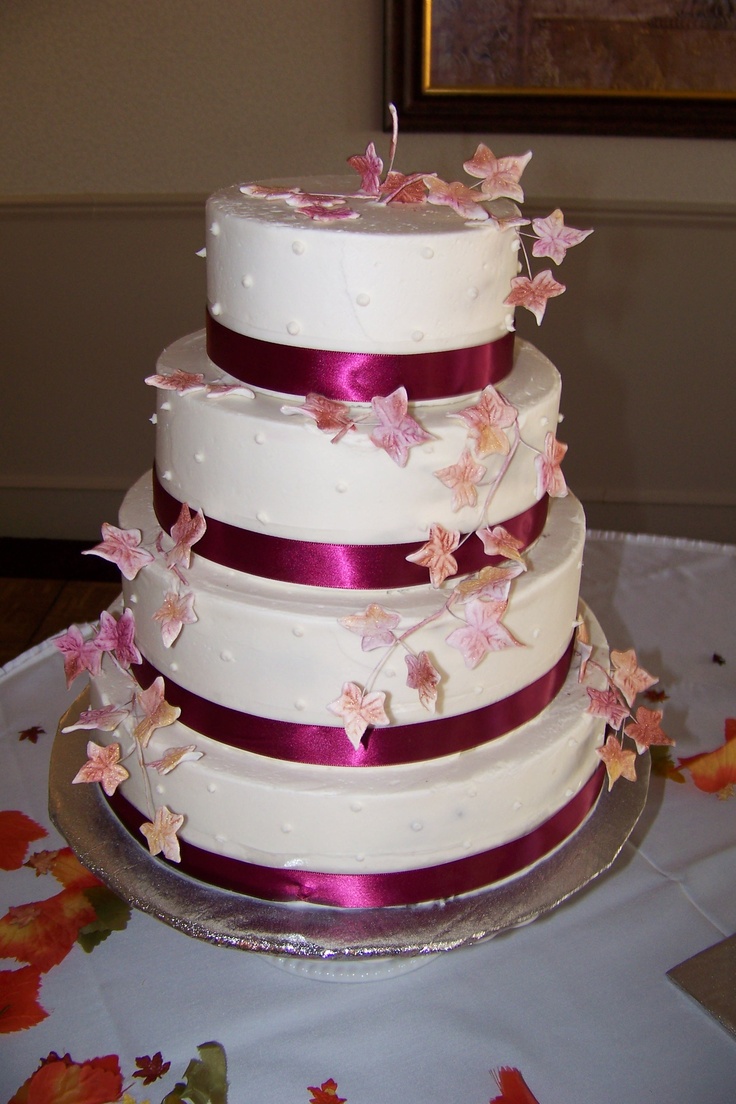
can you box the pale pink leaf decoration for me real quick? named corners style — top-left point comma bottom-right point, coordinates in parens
top-left (405, 651), bottom-right (441, 713)
top-left (72, 741), bottom-right (129, 797)
top-left (53, 625), bottom-right (102, 687)
top-left (624, 707), bottom-right (673, 754)
top-left (153, 591), bottom-right (197, 648)
top-left (282, 393), bottom-right (359, 443)
top-left (94, 608), bottom-right (142, 669)
top-left (327, 682), bottom-right (390, 750)
top-left (504, 270), bottom-right (566, 325)
top-left (596, 734), bottom-right (638, 790)
top-left (145, 369), bottom-right (207, 394)
top-left (463, 144), bottom-right (533, 202)
top-left (535, 432), bottom-right (568, 499)
top-left (379, 171), bottom-right (428, 204)
top-left (406, 524), bottom-right (461, 588)
top-left (455, 562), bottom-right (524, 603)
top-left (134, 677), bottom-right (181, 749)
top-left (239, 183), bottom-right (301, 201)
top-left (610, 648), bottom-right (658, 706)
top-left (62, 703), bottom-right (131, 733)
top-left (338, 604), bottom-right (401, 652)
top-left (140, 805), bottom-right (184, 862)
top-left (148, 744), bottom-right (203, 775)
top-left (83, 523), bottom-right (154, 581)
top-left (166, 503), bottom-right (206, 571)
top-left (299, 203), bottom-right (360, 222)
top-left (423, 176), bottom-right (490, 221)
top-left (476, 525), bottom-right (526, 565)
top-left (454, 385), bottom-right (518, 458)
top-left (370, 387), bottom-right (433, 467)
top-left (434, 449), bottom-right (486, 512)
top-left (205, 380), bottom-right (255, 398)
top-left (576, 619), bottom-right (593, 683)
top-left (446, 598), bottom-right (521, 669)
top-left (532, 209), bottom-right (593, 266)
top-left (585, 687), bottom-right (630, 729)
top-left (347, 142), bottom-right (383, 196)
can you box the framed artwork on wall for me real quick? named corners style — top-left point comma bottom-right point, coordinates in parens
top-left (385, 0), bottom-right (736, 136)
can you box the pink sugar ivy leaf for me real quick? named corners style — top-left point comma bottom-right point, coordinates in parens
top-left (93, 608), bottom-right (142, 669)
top-left (476, 525), bottom-right (526, 565)
top-left (83, 522), bottom-right (154, 581)
top-left (423, 176), bottom-right (490, 221)
top-left (205, 380), bottom-right (255, 398)
top-left (338, 603), bottom-right (401, 651)
top-left (535, 432), bottom-right (568, 499)
top-left (585, 686), bottom-right (630, 729)
top-left (139, 805), bottom-right (184, 862)
top-left (239, 183), bottom-right (302, 200)
top-left (463, 144), bottom-right (533, 203)
top-left (144, 369), bottom-right (207, 394)
top-left (62, 703), bottom-right (131, 733)
top-left (576, 619), bottom-right (593, 683)
top-left (610, 648), bottom-right (658, 706)
top-left (624, 707), bottom-right (673, 754)
top-left (165, 503), bottom-right (206, 572)
top-left (153, 590), bottom-right (197, 648)
top-left (72, 741), bottom-right (130, 797)
top-left (405, 651), bottom-right (441, 713)
top-left (370, 387), bottom-right (433, 467)
top-left (148, 744), bottom-right (203, 774)
top-left (53, 625), bottom-right (102, 687)
top-left (327, 682), bottom-right (390, 749)
top-left (299, 204), bottom-right (361, 222)
top-left (406, 524), bottom-right (461, 588)
top-left (446, 598), bottom-right (521, 669)
top-left (434, 449), bottom-right (486, 511)
top-left (347, 141), bottom-right (383, 196)
top-left (532, 208), bottom-right (593, 265)
top-left (596, 733), bottom-right (638, 790)
top-left (133, 677), bottom-right (181, 749)
top-left (505, 270), bottom-right (566, 325)
top-left (379, 171), bottom-right (428, 204)
top-left (282, 393), bottom-right (360, 443)
top-left (455, 562), bottom-right (525, 604)
top-left (453, 385), bottom-right (518, 457)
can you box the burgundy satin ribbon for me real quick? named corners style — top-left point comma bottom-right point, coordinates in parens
top-left (134, 635), bottom-right (574, 767)
top-left (153, 471), bottom-right (548, 589)
top-left (206, 312), bottom-right (515, 401)
top-left (107, 765), bottom-right (604, 907)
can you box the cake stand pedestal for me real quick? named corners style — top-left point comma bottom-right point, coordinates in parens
top-left (49, 691), bottom-right (649, 981)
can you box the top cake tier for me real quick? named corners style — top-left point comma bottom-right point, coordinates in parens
top-left (205, 177), bottom-right (522, 356)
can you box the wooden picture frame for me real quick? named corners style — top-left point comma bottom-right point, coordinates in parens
top-left (385, 0), bottom-right (736, 137)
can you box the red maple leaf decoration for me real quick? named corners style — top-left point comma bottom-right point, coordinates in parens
top-left (489, 1065), bottom-right (541, 1103)
top-left (308, 1078), bottom-right (347, 1104)
top-left (18, 725), bottom-right (45, 744)
top-left (8, 1051), bottom-right (123, 1104)
top-left (0, 810), bottom-right (48, 871)
top-left (0, 964), bottom-right (48, 1034)
top-left (133, 1051), bottom-right (172, 1085)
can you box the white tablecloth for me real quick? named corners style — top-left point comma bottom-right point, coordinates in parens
top-left (1, 532), bottom-right (735, 1102)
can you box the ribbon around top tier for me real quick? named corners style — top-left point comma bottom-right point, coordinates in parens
top-left (107, 765), bottom-right (605, 908)
top-left (153, 472), bottom-right (548, 589)
top-left (134, 635), bottom-right (574, 768)
top-left (206, 312), bottom-right (515, 401)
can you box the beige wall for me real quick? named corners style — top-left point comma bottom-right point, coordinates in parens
top-left (2, 1), bottom-right (735, 542)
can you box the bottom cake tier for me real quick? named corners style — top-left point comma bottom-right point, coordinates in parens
top-left (86, 604), bottom-right (609, 908)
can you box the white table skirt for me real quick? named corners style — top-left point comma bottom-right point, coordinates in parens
top-left (1, 532), bottom-right (734, 1102)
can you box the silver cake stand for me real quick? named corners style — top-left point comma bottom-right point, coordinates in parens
top-left (49, 692), bottom-right (649, 981)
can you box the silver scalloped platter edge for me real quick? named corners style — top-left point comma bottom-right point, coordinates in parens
top-left (49, 689), bottom-right (650, 960)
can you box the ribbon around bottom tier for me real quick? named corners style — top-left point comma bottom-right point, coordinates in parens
top-left (134, 635), bottom-right (574, 768)
top-left (106, 765), bottom-right (605, 908)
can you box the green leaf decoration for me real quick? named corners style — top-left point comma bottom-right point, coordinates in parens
top-left (76, 885), bottom-right (132, 952)
top-left (161, 1042), bottom-right (228, 1104)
